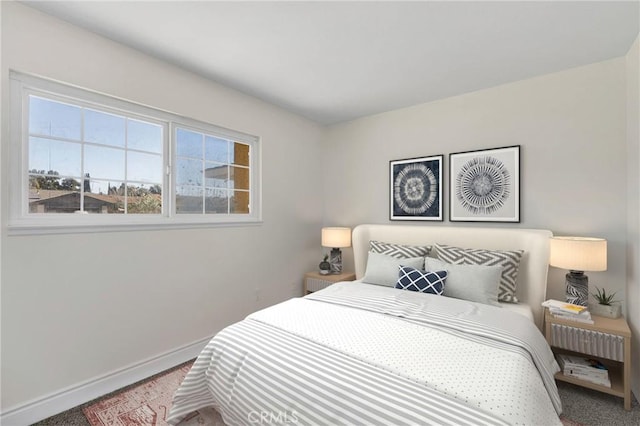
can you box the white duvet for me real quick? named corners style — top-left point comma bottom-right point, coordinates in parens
top-left (169, 282), bottom-right (562, 425)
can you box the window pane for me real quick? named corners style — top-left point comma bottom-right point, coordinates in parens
top-left (205, 136), bottom-right (228, 163)
top-left (232, 142), bottom-right (250, 166)
top-left (204, 163), bottom-right (228, 188)
top-left (127, 151), bottom-right (162, 183)
top-left (29, 96), bottom-right (81, 140)
top-left (128, 119), bottom-right (162, 153)
top-left (231, 190), bottom-right (250, 214)
top-left (84, 145), bottom-right (125, 180)
top-left (176, 158), bottom-right (202, 187)
top-left (205, 188), bottom-right (229, 214)
top-left (85, 109), bottom-right (125, 147)
top-left (29, 137), bottom-right (81, 177)
top-left (176, 188), bottom-right (203, 214)
top-left (176, 128), bottom-right (202, 158)
top-left (229, 166), bottom-right (249, 190)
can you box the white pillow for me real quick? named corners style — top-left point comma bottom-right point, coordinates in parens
top-left (362, 252), bottom-right (424, 287)
top-left (424, 257), bottom-right (502, 306)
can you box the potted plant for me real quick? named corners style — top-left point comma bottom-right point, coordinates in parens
top-left (319, 254), bottom-right (331, 275)
top-left (589, 286), bottom-right (622, 319)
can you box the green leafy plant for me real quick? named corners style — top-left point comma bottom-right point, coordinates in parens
top-left (591, 286), bottom-right (619, 305)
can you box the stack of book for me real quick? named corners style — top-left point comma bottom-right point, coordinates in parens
top-left (556, 353), bottom-right (611, 387)
top-left (542, 299), bottom-right (594, 324)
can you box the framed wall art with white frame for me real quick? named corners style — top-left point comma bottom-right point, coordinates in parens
top-left (449, 145), bottom-right (520, 223)
top-left (390, 155), bottom-right (443, 221)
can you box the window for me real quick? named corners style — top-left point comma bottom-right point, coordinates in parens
top-left (9, 71), bottom-right (261, 234)
top-left (174, 126), bottom-right (251, 215)
top-left (28, 96), bottom-right (164, 215)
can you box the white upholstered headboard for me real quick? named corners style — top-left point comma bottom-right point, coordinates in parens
top-left (352, 224), bottom-right (552, 329)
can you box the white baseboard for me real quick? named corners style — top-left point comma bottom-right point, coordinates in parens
top-left (1, 335), bottom-right (212, 426)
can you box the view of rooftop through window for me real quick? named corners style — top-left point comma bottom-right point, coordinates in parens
top-left (28, 95), bottom-right (164, 214)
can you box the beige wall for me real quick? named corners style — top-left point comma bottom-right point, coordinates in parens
top-left (323, 56), bottom-right (632, 383)
top-left (2, 0), bottom-right (639, 418)
top-left (1, 2), bottom-right (324, 412)
top-left (626, 34), bottom-right (640, 399)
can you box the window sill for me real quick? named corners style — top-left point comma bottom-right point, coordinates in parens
top-left (7, 217), bottom-right (263, 236)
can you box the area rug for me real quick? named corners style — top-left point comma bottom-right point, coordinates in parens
top-left (560, 414), bottom-right (585, 426)
top-left (83, 362), bottom-right (583, 426)
top-left (83, 362), bottom-right (222, 426)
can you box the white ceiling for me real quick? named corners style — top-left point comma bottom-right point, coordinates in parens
top-left (22, 1), bottom-right (640, 125)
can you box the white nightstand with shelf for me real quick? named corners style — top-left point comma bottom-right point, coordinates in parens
top-left (544, 308), bottom-right (632, 410)
top-left (304, 271), bottom-right (356, 295)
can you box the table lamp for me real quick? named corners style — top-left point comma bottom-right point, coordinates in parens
top-left (321, 227), bottom-right (351, 274)
top-left (549, 236), bottom-right (607, 306)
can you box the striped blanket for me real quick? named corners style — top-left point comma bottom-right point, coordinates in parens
top-left (168, 282), bottom-right (562, 425)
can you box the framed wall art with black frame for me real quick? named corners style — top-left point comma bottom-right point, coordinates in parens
top-left (390, 155), bottom-right (443, 221)
top-left (449, 145), bottom-right (520, 223)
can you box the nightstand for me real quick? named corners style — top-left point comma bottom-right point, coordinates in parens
top-left (544, 308), bottom-right (632, 410)
top-left (304, 271), bottom-right (356, 294)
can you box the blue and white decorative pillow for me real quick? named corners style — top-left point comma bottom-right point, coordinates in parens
top-left (395, 266), bottom-right (448, 295)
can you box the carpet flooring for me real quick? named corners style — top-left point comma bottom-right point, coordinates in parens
top-left (557, 381), bottom-right (640, 426)
top-left (31, 366), bottom-right (639, 426)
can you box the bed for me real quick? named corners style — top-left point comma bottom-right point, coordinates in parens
top-left (168, 224), bottom-right (562, 425)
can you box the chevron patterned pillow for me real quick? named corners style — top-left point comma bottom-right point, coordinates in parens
top-left (395, 266), bottom-right (447, 295)
top-left (369, 240), bottom-right (431, 259)
top-left (434, 243), bottom-right (524, 303)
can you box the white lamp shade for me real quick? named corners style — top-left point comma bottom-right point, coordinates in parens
top-left (549, 236), bottom-right (607, 272)
top-left (321, 227), bottom-right (351, 248)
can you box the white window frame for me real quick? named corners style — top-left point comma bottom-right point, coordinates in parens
top-left (8, 71), bottom-right (262, 235)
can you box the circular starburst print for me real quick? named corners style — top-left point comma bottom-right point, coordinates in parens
top-left (456, 156), bottom-right (510, 214)
top-left (394, 163), bottom-right (437, 215)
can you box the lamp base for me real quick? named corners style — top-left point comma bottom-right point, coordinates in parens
top-left (565, 270), bottom-right (588, 307)
top-left (329, 248), bottom-right (342, 274)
